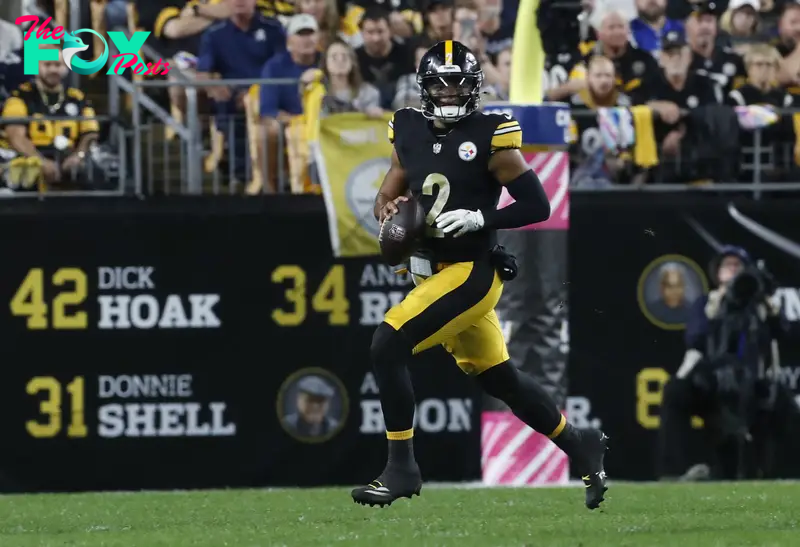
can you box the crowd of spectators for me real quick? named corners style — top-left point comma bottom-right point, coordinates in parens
top-left (4, 0), bottom-right (800, 193)
top-left (542, 0), bottom-right (800, 186)
top-left (118, 0), bottom-right (516, 192)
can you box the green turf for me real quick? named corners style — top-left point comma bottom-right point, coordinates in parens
top-left (1, 482), bottom-right (799, 546)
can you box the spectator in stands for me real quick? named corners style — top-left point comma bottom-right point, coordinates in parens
top-left (320, 39), bottom-right (382, 116)
top-left (540, 0), bottom-right (594, 94)
top-left (648, 31), bottom-right (718, 156)
top-left (258, 13), bottom-right (321, 191)
top-left (568, 56), bottom-right (639, 188)
top-left (452, 0), bottom-right (502, 86)
top-left (728, 44), bottom-right (793, 181)
top-left (197, 0), bottom-right (286, 107)
top-left (299, 0), bottom-right (362, 49)
top-left (392, 37), bottom-right (436, 109)
top-left (0, 45), bottom-right (98, 190)
top-left (719, 0), bottom-right (763, 55)
top-left (630, 0), bottom-right (684, 56)
top-left (776, 3), bottom-right (800, 92)
top-left (729, 45), bottom-right (789, 107)
top-left (414, 0), bottom-right (455, 46)
top-left (686, 2), bottom-right (746, 98)
top-left (351, 0), bottom-right (421, 39)
top-left (485, 46), bottom-right (511, 101)
top-left (355, 7), bottom-right (414, 110)
top-left (260, 14), bottom-right (321, 123)
top-left (547, 11), bottom-right (659, 101)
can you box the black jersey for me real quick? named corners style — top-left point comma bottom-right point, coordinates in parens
top-left (728, 83), bottom-right (793, 108)
top-left (0, 82), bottom-right (99, 157)
top-left (389, 108), bottom-right (522, 262)
top-left (649, 72), bottom-right (719, 137)
top-left (690, 46), bottom-right (746, 98)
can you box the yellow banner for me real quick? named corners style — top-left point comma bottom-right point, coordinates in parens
top-left (315, 113), bottom-right (392, 258)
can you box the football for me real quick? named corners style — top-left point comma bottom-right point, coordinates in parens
top-left (379, 198), bottom-right (426, 265)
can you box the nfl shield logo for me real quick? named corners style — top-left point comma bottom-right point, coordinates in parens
top-left (433, 143), bottom-right (442, 154)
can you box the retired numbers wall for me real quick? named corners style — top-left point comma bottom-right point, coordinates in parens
top-left (0, 197), bottom-right (481, 493)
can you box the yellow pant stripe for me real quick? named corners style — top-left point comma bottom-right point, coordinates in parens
top-left (384, 262), bottom-right (476, 333)
top-left (412, 271), bottom-right (502, 355)
top-left (386, 428), bottom-right (414, 441)
top-left (546, 414), bottom-right (566, 439)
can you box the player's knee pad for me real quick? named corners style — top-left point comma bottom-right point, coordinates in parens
top-left (370, 322), bottom-right (413, 369)
top-left (475, 361), bottom-right (521, 402)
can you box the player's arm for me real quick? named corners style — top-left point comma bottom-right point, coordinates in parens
top-left (137, 1), bottom-right (210, 41)
top-left (373, 146), bottom-right (408, 222)
top-left (2, 95), bottom-right (40, 158)
top-left (483, 148), bottom-right (551, 228)
top-left (374, 113), bottom-right (409, 222)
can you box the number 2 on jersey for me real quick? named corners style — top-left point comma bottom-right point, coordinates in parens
top-left (422, 173), bottom-right (451, 238)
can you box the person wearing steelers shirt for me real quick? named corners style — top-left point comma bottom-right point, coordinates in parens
top-left (0, 45), bottom-right (98, 192)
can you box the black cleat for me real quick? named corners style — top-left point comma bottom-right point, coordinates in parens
top-left (351, 465), bottom-right (422, 508)
top-left (577, 429), bottom-right (609, 510)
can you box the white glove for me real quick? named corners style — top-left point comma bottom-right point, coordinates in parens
top-left (435, 209), bottom-right (485, 238)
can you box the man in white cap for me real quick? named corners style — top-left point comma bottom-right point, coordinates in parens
top-left (257, 13), bottom-right (320, 190)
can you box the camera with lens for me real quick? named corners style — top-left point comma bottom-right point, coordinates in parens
top-left (722, 263), bottom-right (776, 312)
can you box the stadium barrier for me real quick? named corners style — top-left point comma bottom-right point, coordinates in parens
top-left (0, 196), bottom-right (481, 493)
top-left (569, 193), bottom-right (800, 480)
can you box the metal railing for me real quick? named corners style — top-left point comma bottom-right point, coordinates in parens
top-left (127, 77), bottom-right (300, 195)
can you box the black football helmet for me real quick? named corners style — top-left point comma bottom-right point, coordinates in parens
top-left (416, 40), bottom-right (484, 122)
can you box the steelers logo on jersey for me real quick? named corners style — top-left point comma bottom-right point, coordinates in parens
top-left (458, 141), bottom-right (477, 161)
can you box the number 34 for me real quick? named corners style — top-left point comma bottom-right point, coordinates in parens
top-left (271, 265), bottom-right (349, 326)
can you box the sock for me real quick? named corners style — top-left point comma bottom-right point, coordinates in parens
top-left (477, 362), bottom-right (583, 457)
top-left (386, 433), bottom-right (415, 467)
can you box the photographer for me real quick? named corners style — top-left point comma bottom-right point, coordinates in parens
top-left (657, 245), bottom-right (794, 481)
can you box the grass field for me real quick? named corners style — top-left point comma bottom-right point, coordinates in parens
top-left (1, 482), bottom-right (799, 546)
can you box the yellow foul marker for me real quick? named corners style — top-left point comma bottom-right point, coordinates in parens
top-left (509, 0), bottom-right (543, 104)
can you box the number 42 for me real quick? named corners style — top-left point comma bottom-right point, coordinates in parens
top-left (10, 268), bottom-right (88, 330)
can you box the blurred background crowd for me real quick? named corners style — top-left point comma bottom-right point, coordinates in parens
top-left (1, 0), bottom-right (800, 193)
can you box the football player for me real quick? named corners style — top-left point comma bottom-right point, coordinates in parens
top-left (351, 40), bottom-right (609, 510)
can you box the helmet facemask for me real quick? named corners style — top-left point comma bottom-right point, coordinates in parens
top-left (418, 72), bottom-right (483, 123)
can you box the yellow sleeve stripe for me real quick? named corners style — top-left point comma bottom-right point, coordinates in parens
top-left (1, 97), bottom-right (29, 119)
top-left (494, 123), bottom-right (520, 135)
top-left (154, 6), bottom-right (181, 38)
top-left (495, 121), bottom-right (519, 130)
top-left (491, 130), bottom-right (522, 151)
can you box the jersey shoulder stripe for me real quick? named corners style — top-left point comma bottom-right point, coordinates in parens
top-left (490, 116), bottom-right (522, 151)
